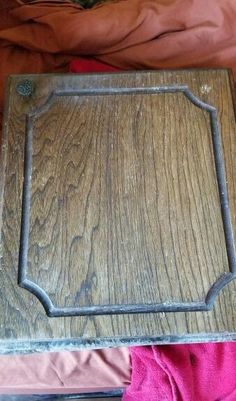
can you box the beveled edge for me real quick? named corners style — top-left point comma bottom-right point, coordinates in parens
top-left (1, 331), bottom-right (236, 355)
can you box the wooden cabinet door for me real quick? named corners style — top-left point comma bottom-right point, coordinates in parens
top-left (1, 70), bottom-right (236, 354)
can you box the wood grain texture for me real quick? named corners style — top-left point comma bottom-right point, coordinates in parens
top-left (0, 70), bottom-right (236, 352)
top-left (26, 89), bottom-right (226, 311)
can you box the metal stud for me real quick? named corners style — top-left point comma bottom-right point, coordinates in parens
top-left (16, 79), bottom-right (34, 97)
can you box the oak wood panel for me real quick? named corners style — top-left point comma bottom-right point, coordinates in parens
top-left (27, 90), bottom-right (226, 311)
top-left (0, 70), bottom-right (236, 353)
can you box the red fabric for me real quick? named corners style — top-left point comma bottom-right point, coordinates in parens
top-left (70, 58), bottom-right (121, 73)
top-left (123, 344), bottom-right (236, 401)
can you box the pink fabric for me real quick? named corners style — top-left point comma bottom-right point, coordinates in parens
top-left (123, 344), bottom-right (236, 401)
top-left (0, 347), bottom-right (130, 394)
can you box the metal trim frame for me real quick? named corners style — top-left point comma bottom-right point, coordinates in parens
top-left (0, 390), bottom-right (123, 401)
top-left (18, 85), bottom-right (236, 317)
top-left (1, 332), bottom-right (236, 355)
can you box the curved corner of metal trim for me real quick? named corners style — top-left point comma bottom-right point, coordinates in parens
top-left (29, 91), bottom-right (57, 119)
top-left (17, 272), bottom-right (236, 317)
top-left (182, 88), bottom-right (216, 112)
top-left (205, 272), bottom-right (236, 309)
top-left (19, 278), bottom-right (55, 316)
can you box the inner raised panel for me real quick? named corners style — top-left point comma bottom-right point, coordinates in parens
top-left (27, 91), bottom-right (228, 309)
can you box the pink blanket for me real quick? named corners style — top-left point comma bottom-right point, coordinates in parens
top-left (0, 347), bottom-right (130, 394)
top-left (123, 344), bottom-right (236, 401)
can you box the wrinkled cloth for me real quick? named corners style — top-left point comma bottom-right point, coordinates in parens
top-left (123, 344), bottom-right (236, 401)
top-left (1, 0), bottom-right (236, 119)
top-left (0, 347), bottom-right (130, 394)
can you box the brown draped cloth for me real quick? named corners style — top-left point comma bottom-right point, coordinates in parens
top-left (1, 0), bottom-right (236, 121)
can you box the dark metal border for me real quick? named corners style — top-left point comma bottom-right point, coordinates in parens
top-left (18, 85), bottom-right (236, 317)
top-left (1, 332), bottom-right (236, 355)
top-left (0, 390), bottom-right (123, 400)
